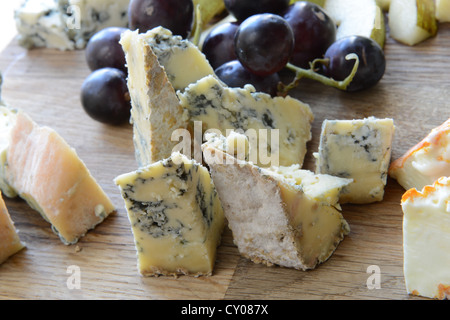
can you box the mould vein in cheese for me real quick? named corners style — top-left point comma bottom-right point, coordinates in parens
top-left (314, 117), bottom-right (395, 204)
top-left (402, 176), bottom-right (450, 300)
top-left (178, 75), bottom-right (314, 168)
top-left (15, 0), bottom-right (130, 50)
top-left (389, 118), bottom-right (450, 191)
top-left (115, 152), bottom-right (225, 277)
top-left (3, 111), bottom-right (115, 245)
top-left (202, 132), bottom-right (350, 271)
top-left (0, 191), bottom-right (25, 265)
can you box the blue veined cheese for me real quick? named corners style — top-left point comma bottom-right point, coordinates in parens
top-left (314, 117), bottom-right (395, 204)
top-left (15, 0), bottom-right (130, 50)
top-left (120, 29), bottom-right (190, 167)
top-left (401, 177), bottom-right (450, 300)
top-left (202, 133), bottom-right (350, 270)
top-left (114, 152), bottom-right (225, 277)
top-left (143, 27), bottom-right (215, 92)
top-left (179, 75), bottom-right (314, 168)
top-left (389, 118), bottom-right (450, 191)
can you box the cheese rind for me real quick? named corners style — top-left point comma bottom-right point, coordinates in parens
top-left (0, 192), bottom-right (25, 264)
top-left (3, 111), bottom-right (115, 244)
top-left (202, 133), bottom-right (349, 270)
top-left (114, 152), bottom-right (225, 277)
top-left (179, 75), bottom-right (314, 168)
top-left (120, 29), bottom-right (190, 167)
top-left (314, 117), bottom-right (395, 204)
top-left (402, 177), bottom-right (450, 300)
top-left (389, 118), bottom-right (450, 191)
top-left (0, 107), bottom-right (18, 198)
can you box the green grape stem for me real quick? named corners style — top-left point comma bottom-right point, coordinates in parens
top-left (278, 53), bottom-right (360, 95)
top-left (191, 4), bottom-right (203, 47)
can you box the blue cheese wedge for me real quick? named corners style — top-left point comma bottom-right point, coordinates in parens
top-left (402, 177), bottom-right (450, 300)
top-left (389, 118), bottom-right (450, 191)
top-left (120, 27), bottom-right (215, 167)
top-left (202, 133), bottom-right (350, 270)
top-left (15, 0), bottom-right (129, 50)
top-left (179, 75), bottom-right (314, 168)
top-left (314, 117), bottom-right (395, 204)
top-left (114, 152), bottom-right (225, 277)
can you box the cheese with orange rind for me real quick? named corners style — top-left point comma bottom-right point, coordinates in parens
top-left (3, 111), bottom-right (115, 245)
top-left (402, 176), bottom-right (450, 300)
top-left (0, 191), bottom-right (25, 264)
top-left (389, 118), bottom-right (450, 191)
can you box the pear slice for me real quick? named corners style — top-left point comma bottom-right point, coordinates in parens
top-left (436, 0), bottom-right (450, 22)
top-left (376, 0), bottom-right (391, 11)
top-left (324, 0), bottom-right (386, 48)
top-left (388, 0), bottom-right (437, 46)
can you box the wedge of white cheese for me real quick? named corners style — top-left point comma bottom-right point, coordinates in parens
top-left (202, 132), bottom-right (350, 270)
top-left (402, 176), bottom-right (450, 300)
top-left (115, 152), bottom-right (225, 277)
top-left (314, 117), bottom-right (395, 204)
top-left (389, 118), bottom-right (450, 191)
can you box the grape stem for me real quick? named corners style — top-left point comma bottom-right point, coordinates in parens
top-left (191, 4), bottom-right (203, 47)
top-left (279, 53), bottom-right (360, 95)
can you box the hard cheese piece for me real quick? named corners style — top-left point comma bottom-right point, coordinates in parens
top-left (120, 27), bottom-right (214, 167)
top-left (115, 152), bottom-right (225, 277)
top-left (15, 0), bottom-right (130, 50)
top-left (0, 107), bottom-right (18, 198)
top-left (4, 111), bottom-right (115, 245)
top-left (0, 192), bottom-right (25, 265)
top-left (389, 118), bottom-right (450, 191)
top-left (179, 75), bottom-right (314, 168)
top-left (436, 0), bottom-right (450, 22)
top-left (402, 177), bottom-right (450, 300)
top-left (202, 133), bottom-right (350, 270)
top-left (314, 117), bottom-right (395, 204)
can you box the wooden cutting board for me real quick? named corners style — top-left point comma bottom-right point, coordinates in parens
top-left (0, 20), bottom-right (449, 300)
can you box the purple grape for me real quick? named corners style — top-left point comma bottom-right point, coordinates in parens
top-left (224, 0), bottom-right (290, 21)
top-left (215, 60), bottom-right (280, 96)
top-left (283, 1), bottom-right (336, 68)
top-left (81, 68), bottom-right (131, 125)
top-left (323, 36), bottom-right (386, 92)
top-left (202, 21), bottom-right (240, 70)
top-left (128, 0), bottom-right (193, 38)
top-left (234, 13), bottom-right (294, 76)
top-left (85, 27), bottom-right (128, 73)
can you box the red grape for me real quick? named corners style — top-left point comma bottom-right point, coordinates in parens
top-left (234, 13), bottom-right (294, 76)
top-left (323, 36), bottom-right (386, 92)
top-left (81, 68), bottom-right (131, 125)
top-left (283, 1), bottom-right (336, 68)
top-left (202, 21), bottom-right (240, 70)
top-left (224, 0), bottom-right (290, 21)
top-left (215, 60), bottom-right (280, 96)
top-left (85, 27), bottom-right (128, 73)
top-left (128, 0), bottom-right (193, 38)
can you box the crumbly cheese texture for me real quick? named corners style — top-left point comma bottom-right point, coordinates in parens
top-left (179, 75), bottom-right (314, 168)
top-left (389, 118), bottom-right (450, 191)
top-left (115, 152), bottom-right (225, 277)
top-left (0, 192), bottom-right (25, 264)
top-left (314, 117), bottom-right (395, 204)
top-left (402, 177), bottom-right (450, 300)
top-left (202, 133), bottom-right (350, 270)
top-left (4, 111), bottom-right (115, 244)
top-left (15, 0), bottom-right (129, 50)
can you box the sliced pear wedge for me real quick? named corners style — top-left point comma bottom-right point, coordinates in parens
top-left (323, 0), bottom-right (386, 48)
top-left (389, 0), bottom-right (437, 46)
top-left (436, 0), bottom-right (450, 22)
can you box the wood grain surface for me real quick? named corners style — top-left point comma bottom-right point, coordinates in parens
top-left (0, 15), bottom-right (449, 300)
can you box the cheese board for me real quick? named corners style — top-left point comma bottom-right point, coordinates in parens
top-left (0, 4), bottom-right (449, 300)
